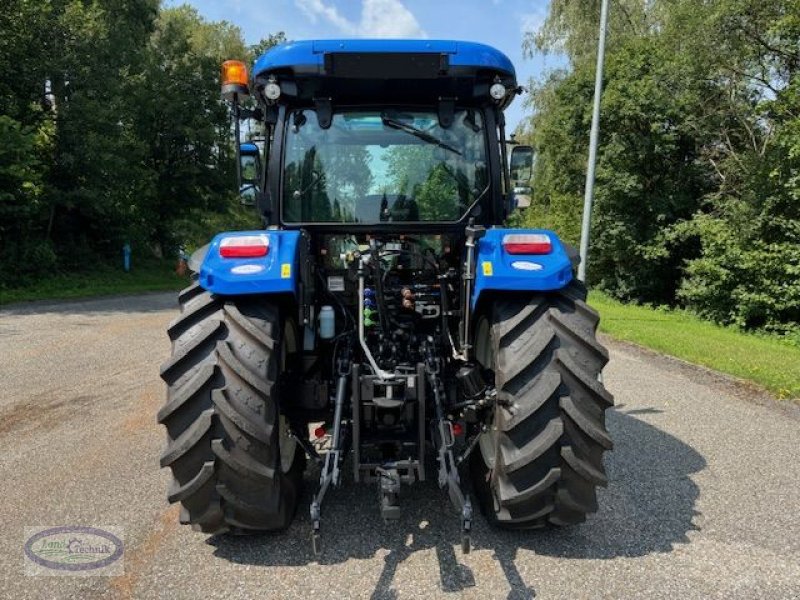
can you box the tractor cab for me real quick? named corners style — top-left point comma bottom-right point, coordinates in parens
top-left (235, 40), bottom-right (524, 231)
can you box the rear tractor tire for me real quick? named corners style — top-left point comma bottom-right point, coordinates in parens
top-left (157, 283), bottom-right (305, 534)
top-left (470, 280), bottom-right (614, 528)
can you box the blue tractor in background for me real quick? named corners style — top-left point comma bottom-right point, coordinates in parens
top-left (158, 40), bottom-right (613, 555)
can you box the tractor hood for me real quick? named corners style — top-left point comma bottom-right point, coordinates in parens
top-left (252, 39), bottom-right (518, 109)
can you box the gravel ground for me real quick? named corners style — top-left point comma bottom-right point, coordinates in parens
top-left (1, 292), bottom-right (799, 599)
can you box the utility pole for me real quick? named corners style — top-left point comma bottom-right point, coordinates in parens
top-left (578, 0), bottom-right (610, 282)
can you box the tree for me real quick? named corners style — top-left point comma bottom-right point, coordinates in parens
top-left (140, 11), bottom-right (285, 251)
top-left (0, 0), bottom-right (158, 276)
top-left (517, 0), bottom-right (800, 333)
top-left (416, 163), bottom-right (460, 221)
top-left (0, 1), bottom-right (284, 285)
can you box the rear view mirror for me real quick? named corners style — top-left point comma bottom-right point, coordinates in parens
top-left (512, 184), bottom-right (532, 209)
top-left (239, 142), bottom-right (261, 205)
top-left (239, 184), bottom-right (257, 206)
top-left (509, 145), bottom-right (533, 184)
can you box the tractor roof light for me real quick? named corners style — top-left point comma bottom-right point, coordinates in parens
top-left (221, 60), bottom-right (249, 100)
top-left (219, 234), bottom-right (269, 258)
top-left (264, 77), bottom-right (281, 102)
top-left (502, 233), bottom-right (552, 255)
top-left (489, 82), bottom-right (507, 101)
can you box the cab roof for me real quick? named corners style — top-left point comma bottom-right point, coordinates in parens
top-left (251, 39), bottom-right (517, 109)
top-left (253, 39), bottom-right (516, 81)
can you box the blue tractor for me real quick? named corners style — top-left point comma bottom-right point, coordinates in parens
top-left (158, 40), bottom-right (613, 555)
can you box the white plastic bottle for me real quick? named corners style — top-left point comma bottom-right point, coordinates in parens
top-left (319, 305), bottom-right (335, 340)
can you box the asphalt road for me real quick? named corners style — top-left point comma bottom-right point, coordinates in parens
top-left (1, 292), bottom-right (799, 599)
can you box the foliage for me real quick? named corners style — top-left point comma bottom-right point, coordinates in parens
top-left (0, 1), bottom-right (284, 290)
top-left (518, 0), bottom-right (800, 334)
top-left (525, 0), bottom-right (654, 62)
top-left (416, 163), bottom-right (460, 221)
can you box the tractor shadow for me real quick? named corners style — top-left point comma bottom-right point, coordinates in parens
top-left (208, 408), bottom-right (705, 598)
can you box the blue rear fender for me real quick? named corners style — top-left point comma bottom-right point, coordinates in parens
top-left (198, 230), bottom-right (300, 296)
top-left (472, 228), bottom-right (574, 308)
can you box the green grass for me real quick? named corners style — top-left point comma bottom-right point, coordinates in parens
top-left (590, 292), bottom-right (800, 401)
top-left (0, 260), bottom-right (189, 306)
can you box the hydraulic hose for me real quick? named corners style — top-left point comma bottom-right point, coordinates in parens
top-left (358, 258), bottom-right (392, 381)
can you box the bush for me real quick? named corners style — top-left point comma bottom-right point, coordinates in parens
top-left (0, 240), bottom-right (58, 285)
top-left (677, 214), bottom-right (800, 332)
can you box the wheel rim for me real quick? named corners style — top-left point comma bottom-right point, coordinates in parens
top-left (278, 320), bottom-right (298, 474)
top-left (278, 414), bottom-right (296, 474)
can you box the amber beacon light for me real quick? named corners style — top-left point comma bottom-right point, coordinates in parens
top-left (221, 60), bottom-right (249, 99)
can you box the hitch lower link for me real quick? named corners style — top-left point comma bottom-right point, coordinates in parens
top-left (310, 364), bottom-right (350, 556)
top-left (426, 350), bottom-right (473, 554)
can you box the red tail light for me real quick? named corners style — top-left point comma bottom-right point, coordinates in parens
top-left (502, 233), bottom-right (552, 255)
top-left (219, 234), bottom-right (269, 258)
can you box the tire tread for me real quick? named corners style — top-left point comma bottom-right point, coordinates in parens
top-left (472, 280), bottom-right (614, 529)
top-left (158, 284), bottom-right (302, 534)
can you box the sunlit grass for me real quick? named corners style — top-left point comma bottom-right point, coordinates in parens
top-left (590, 292), bottom-right (800, 401)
